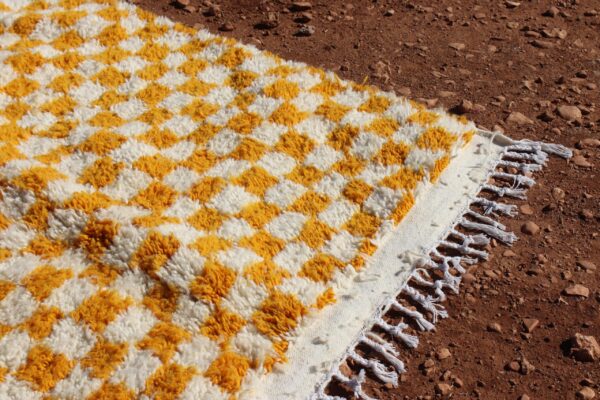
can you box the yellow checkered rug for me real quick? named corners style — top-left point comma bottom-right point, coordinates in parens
top-left (0, 1), bottom-right (570, 399)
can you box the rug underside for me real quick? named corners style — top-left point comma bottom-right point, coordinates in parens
top-left (0, 1), bottom-right (570, 399)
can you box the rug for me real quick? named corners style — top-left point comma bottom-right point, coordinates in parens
top-left (0, 1), bottom-right (571, 399)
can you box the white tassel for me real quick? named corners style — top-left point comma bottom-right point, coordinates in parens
top-left (439, 239), bottom-right (488, 259)
top-left (473, 197), bottom-right (517, 216)
top-left (492, 172), bottom-right (535, 188)
top-left (403, 286), bottom-right (448, 323)
top-left (516, 139), bottom-right (573, 159)
top-left (391, 300), bottom-right (435, 331)
top-left (504, 150), bottom-right (547, 165)
top-left (497, 160), bottom-right (542, 174)
top-left (363, 333), bottom-right (406, 375)
top-left (482, 183), bottom-right (527, 199)
top-left (348, 350), bottom-right (398, 386)
top-left (459, 219), bottom-right (517, 244)
top-left (374, 318), bottom-right (419, 349)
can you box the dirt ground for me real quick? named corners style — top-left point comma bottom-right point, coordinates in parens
top-left (136, 1), bottom-right (600, 398)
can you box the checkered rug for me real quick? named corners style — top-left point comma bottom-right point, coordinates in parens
top-left (0, 1), bottom-right (570, 399)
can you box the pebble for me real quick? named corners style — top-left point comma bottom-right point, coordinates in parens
top-left (218, 22), bottom-right (234, 32)
top-left (563, 284), bottom-right (590, 298)
top-left (580, 209), bottom-right (594, 221)
top-left (384, 9), bottom-right (395, 16)
top-left (521, 221), bottom-right (540, 235)
top-left (503, 249), bottom-right (517, 257)
top-left (294, 12), bottom-right (312, 23)
top-left (577, 387), bottom-right (596, 400)
top-left (577, 260), bottom-right (597, 273)
top-left (568, 333), bottom-right (600, 362)
top-left (487, 322), bottom-right (503, 333)
top-left (519, 395), bottom-right (531, 400)
top-left (436, 348), bottom-right (452, 360)
top-left (531, 39), bottom-right (555, 49)
top-left (449, 42), bottom-right (466, 50)
top-left (577, 138), bottom-right (600, 148)
top-left (543, 6), bottom-right (560, 17)
top-left (290, 1), bottom-right (312, 11)
top-left (506, 361), bottom-right (520, 372)
top-left (557, 105), bottom-right (582, 121)
top-left (520, 204), bottom-right (534, 215)
top-left (435, 383), bottom-right (452, 395)
top-left (174, 0), bottom-right (189, 6)
top-left (551, 187), bottom-right (565, 200)
top-left (522, 318), bottom-right (540, 333)
top-left (506, 111), bottom-right (534, 125)
top-left (505, 1), bottom-right (521, 8)
top-left (294, 24), bottom-right (315, 37)
top-left (520, 358), bottom-right (535, 375)
top-left (256, 12), bottom-right (279, 29)
top-left (572, 155), bottom-right (592, 168)
top-left (203, 5), bottom-right (220, 17)
top-left (454, 99), bottom-right (473, 114)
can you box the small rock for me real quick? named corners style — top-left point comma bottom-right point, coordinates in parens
top-left (294, 24), bottom-right (315, 37)
top-left (563, 284), bottom-right (590, 298)
top-left (572, 155), bottom-right (592, 168)
top-left (454, 99), bottom-right (473, 114)
top-left (580, 209), bottom-right (594, 221)
top-left (290, 1), bottom-right (312, 11)
top-left (520, 204), bottom-right (534, 215)
top-left (462, 273), bottom-right (476, 284)
top-left (503, 249), bottom-right (517, 257)
top-left (577, 138), bottom-right (600, 148)
top-left (520, 358), bottom-right (535, 375)
top-left (557, 105), bottom-right (582, 121)
top-left (453, 377), bottom-right (464, 388)
top-left (532, 39), bottom-right (556, 49)
top-left (294, 12), bottom-right (312, 23)
top-left (519, 395), bottom-right (531, 400)
top-left (569, 333), bottom-right (600, 362)
top-left (521, 221), bottom-right (540, 235)
top-left (449, 42), bottom-right (466, 51)
top-left (538, 111), bottom-right (554, 122)
top-left (384, 9), bottom-right (395, 16)
top-left (506, 112), bottom-right (534, 125)
top-left (183, 5), bottom-right (196, 13)
top-left (369, 61), bottom-right (390, 82)
top-left (577, 260), bottom-right (597, 273)
top-left (174, 0), bottom-right (189, 6)
top-left (255, 12), bottom-right (279, 29)
top-left (435, 383), bottom-right (452, 395)
top-left (577, 387), bottom-right (596, 400)
top-left (551, 187), bottom-right (565, 200)
top-left (218, 22), bottom-right (234, 32)
top-left (505, 361), bottom-right (521, 372)
top-left (543, 6), bottom-right (560, 17)
top-left (522, 318), bottom-right (540, 333)
top-left (505, 1), bottom-right (521, 8)
top-left (436, 348), bottom-right (452, 360)
top-left (203, 5), bottom-right (220, 16)
top-left (487, 322), bottom-right (503, 333)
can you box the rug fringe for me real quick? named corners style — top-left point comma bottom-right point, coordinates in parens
top-left (312, 138), bottom-right (571, 400)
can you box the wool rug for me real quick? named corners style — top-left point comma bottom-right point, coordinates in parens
top-left (0, 1), bottom-right (571, 399)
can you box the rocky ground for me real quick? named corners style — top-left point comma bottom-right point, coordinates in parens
top-left (136, 0), bottom-right (600, 398)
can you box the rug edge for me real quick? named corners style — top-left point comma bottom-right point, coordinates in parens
top-left (310, 131), bottom-right (572, 400)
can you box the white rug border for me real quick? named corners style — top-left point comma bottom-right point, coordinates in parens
top-left (252, 133), bottom-right (505, 399)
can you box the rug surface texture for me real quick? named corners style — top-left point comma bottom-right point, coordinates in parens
top-left (0, 1), bottom-right (556, 400)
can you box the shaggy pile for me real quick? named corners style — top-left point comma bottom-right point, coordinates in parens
top-left (0, 1), bottom-right (569, 399)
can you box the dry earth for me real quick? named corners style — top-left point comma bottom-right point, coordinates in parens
top-left (136, 0), bottom-right (600, 398)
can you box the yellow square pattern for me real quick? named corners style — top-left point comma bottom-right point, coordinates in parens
top-left (0, 0), bottom-right (476, 397)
